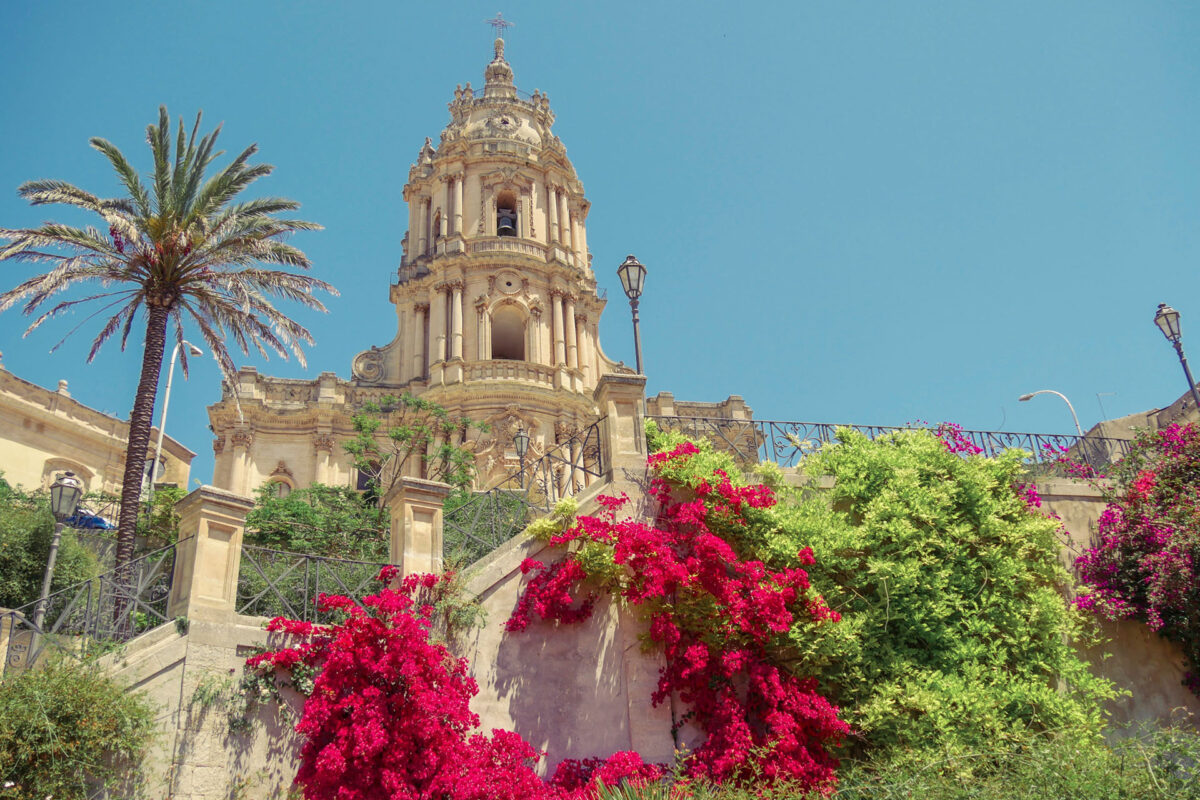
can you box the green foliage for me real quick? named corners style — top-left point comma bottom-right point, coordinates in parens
top-left (0, 480), bottom-right (98, 609)
top-left (0, 658), bottom-right (156, 799)
top-left (763, 428), bottom-right (1119, 754)
top-left (245, 482), bottom-right (388, 560)
top-left (138, 485), bottom-right (186, 547)
top-left (345, 393), bottom-right (484, 500)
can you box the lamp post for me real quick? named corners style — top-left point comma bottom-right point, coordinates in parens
top-left (1018, 390), bottom-right (1084, 436)
top-left (32, 471), bottom-right (83, 631)
top-left (1153, 303), bottom-right (1200, 411)
top-left (514, 428), bottom-right (530, 490)
top-left (617, 255), bottom-right (647, 375)
top-left (145, 340), bottom-right (203, 504)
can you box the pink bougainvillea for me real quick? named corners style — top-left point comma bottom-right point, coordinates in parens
top-left (508, 441), bottom-right (849, 792)
top-left (1073, 422), bottom-right (1200, 694)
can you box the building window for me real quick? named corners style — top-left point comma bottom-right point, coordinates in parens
top-left (268, 480), bottom-right (292, 499)
top-left (491, 306), bottom-right (526, 360)
top-left (496, 190), bottom-right (518, 237)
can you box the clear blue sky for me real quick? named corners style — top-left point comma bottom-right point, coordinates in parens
top-left (3, 1), bottom-right (1199, 486)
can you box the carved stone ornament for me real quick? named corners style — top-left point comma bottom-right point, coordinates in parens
top-left (313, 434), bottom-right (336, 453)
top-left (230, 430), bottom-right (254, 449)
top-left (352, 347), bottom-right (385, 383)
top-left (271, 460), bottom-right (294, 479)
top-left (212, 438), bottom-right (225, 455)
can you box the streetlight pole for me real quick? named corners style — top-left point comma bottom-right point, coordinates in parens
top-left (617, 255), bottom-right (648, 376)
top-left (32, 471), bottom-right (83, 632)
top-left (145, 340), bottom-right (203, 506)
top-left (1018, 390), bottom-right (1084, 436)
top-left (1154, 303), bottom-right (1200, 411)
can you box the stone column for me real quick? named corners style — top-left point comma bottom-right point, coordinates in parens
top-left (576, 314), bottom-right (590, 382)
top-left (450, 282), bottom-right (464, 360)
top-left (557, 190), bottom-right (569, 247)
top-left (564, 295), bottom-right (578, 370)
top-left (412, 303), bottom-right (428, 378)
top-left (442, 178), bottom-right (452, 238)
top-left (430, 286), bottom-right (447, 363)
top-left (418, 198), bottom-right (429, 256)
top-left (547, 184), bottom-right (559, 243)
top-left (477, 299), bottom-right (490, 360)
top-left (167, 486), bottom-right (255, 621)
top-left (383, 477), bottom-right (453, 576)
top-left (551, 292), bottom-right (566, 366)
top-left (529, 306), bottom-right (542, 363)
top-left (228, 429), bottom-right (253, 495)
top-left (454, 175), bottom-right (464, 234)
top-left (313, 434), bottom-right (335, 484)
top-left (562, 201), bottom-right (574, 250)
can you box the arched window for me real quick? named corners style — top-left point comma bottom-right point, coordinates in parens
top-left (496, 190), bottom-right (518, 237)
top-left (491, 306), bottom-right (526, 361)
top-left (267, 479), bottom-right (292, 499)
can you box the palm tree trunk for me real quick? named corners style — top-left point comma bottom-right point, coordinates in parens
top-left (112, 303), bottom-right (169, 628)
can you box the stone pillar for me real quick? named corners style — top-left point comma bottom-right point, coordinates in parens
top-left (430, 286), bottom-right (447, 363)
top-left (564, 296), bottom-right (578, 370)
top-left (454, 175), bottom-right (464, 234)
top-left (314, 434), bottom-right (335, 484)
top-left (557, 190), bottom-right (569, 247)
top-left (450, 283), bottom-right (464, 360)
top-left (442, 180), bottom-right (452, 238)
top-left (384, 477), bottom-right (453, 576)
top-left (167, 486), bottom-right (254, 621)
top-left (594, 373), bottom-right (648, 480)
top-left (576, 314), bottom-right (590, 382)
top-left (547, 184), bottom-right (559, 243)
top-left (562, 201), bottom-right (573, 251)
top-left (551, 292), bottom-right (566, 366)
top-left (477, 300), bottom-right (490, 360)
top-left (228, 429), bottom-right (253, 495)
top-left (412, 303), bottom-right (428, 378)
top-left (418, 198), bottom-right (429, 256)
top-left (529, 307), bottom-right (542, 363)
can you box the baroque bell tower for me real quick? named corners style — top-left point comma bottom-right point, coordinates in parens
top-left (347, 36), bottom-right (619, 484)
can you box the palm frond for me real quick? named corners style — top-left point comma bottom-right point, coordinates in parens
top-left (90, 137), bottom-right (152, 217)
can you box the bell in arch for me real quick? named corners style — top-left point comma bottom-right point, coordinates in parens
top-left (497, 208), bottom-right (517, 237)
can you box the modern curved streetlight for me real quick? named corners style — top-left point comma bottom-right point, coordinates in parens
top-left (617, 255), bottom-right (647, 376)
top-left (145, 340), bottom-right (204, 503)
top-left (1153, 303), bottom-right (1200, 411)
top-left (1018, 390), bottom-right (1084, 436)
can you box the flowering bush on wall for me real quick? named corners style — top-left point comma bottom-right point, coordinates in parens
top-left (509, 438), bottom-right (850, 792)
top-left (1075, 422), bottom-right (1200, 694)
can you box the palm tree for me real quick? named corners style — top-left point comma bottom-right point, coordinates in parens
top-left (0, 107), bottom-right (335, 580)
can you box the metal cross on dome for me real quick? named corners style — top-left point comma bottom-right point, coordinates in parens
top-left (486, 12), bottom-right (514, 39)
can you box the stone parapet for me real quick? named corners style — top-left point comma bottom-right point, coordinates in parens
top-left (383, 476), bottom-right (453, 575)
top-left (168, 486), bottom-right (254, 621)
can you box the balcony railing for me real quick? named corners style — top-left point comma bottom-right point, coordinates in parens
top-left (470, 237), bottom-right (548, 259)
top-left (236, 546), bottom-right (392, 623)
top-left (462, 359), bottom-right (559, 387)
top-left (647, 415), bottom-right (1133, 473)
top-left (444, 417), bottom-right (606, 566)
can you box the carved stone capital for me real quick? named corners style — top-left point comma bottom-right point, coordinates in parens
top-left (212, 438), bottom-right (225, 455)
top-left (230, 430), bottom-right (254, 449)
top-left (414, 302), bottom-right (430, 314)
top-left (313, 434), bottom-right (337, 453)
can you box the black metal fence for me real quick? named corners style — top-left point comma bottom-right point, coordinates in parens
top-left (647, 416), bottom-right (1132, 474)
top-left (236, 545), bottom-right (392, 623)
top-left (443, 417), bottom-right (607, 566)
top-left (2, 539), bottom-right (181, 675)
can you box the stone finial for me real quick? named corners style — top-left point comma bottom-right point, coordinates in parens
top-left (56, 379), bottom-right (70, 397)
top-left (494, 36), bottom-right (505, 61)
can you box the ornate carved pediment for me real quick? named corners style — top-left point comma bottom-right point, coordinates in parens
top-left (271, 460), bottom-right (294, 479)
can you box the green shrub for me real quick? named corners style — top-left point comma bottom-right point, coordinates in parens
top-left (245, 483), bottom-right (388, 560)
top-left (0, 481), bottom-right (98, 610)
top-left (0, 658), bottom-right (156, 799)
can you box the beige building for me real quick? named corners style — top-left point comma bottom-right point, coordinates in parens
top-left (208, 39), bottom-right (669, 495)
top-left (0, 360), bottom-right (193, 495)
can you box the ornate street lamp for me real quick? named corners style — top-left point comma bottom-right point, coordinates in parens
top-left (33, 471), bottom-right (84, 631)
top-left (617, 255), bottom-right (647, 376)
top-left (1018, 390), bottom-right (1083, 436)
top-left (514, 428), bottom-right (530, 489)
top-left (1154, 303), bottom-right (1200, 411)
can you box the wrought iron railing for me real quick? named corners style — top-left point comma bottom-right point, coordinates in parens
top-left (647, 416), bottom-right (1133, 473)
top-left (2, 539), bottom-right (182, 675)
top-left (443, 416), bottom-right (607, 565)
top-left (236, 546), bottom-right (392, 623)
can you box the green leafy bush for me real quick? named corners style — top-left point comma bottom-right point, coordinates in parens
top-left (0, 480), bottom-right (98, 609)
top-left (0, 658), bottom-right (156, 799)
top-left (245, 483), bottom-right (388, 561)
top-left (766, 427), bottom-right (1119, 754)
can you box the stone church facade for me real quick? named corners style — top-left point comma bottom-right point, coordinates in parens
top-left (208, 38), bottom-right (640, 496)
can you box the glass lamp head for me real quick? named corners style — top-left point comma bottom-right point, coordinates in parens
top-left (49, 471), bottom-right (83, 521)
top-left (617, 255), bottom-right (647, 301)
top-left (1155, 303), bottom-right (1182, 343)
